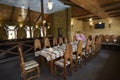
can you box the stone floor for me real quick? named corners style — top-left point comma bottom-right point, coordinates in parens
top-left (0, 49), bottom-right (120, 80)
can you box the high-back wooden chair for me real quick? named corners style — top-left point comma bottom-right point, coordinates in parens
top-left (64, 37), bottom-right (68, 44)
top-left (34, 39), bottom-right (41, 51)
top-left (54, 43), bottom-right (73, 80)
top-left (90, 38), bottom-right (96, 58)
top-left (59, 37), bottom-right (63, 45)
top-left (44, 37), bottom-right (50, 48)
top-left (72, 40), bottom-right (82, 71)
top-left (98, 36), bottom-right (102, 51)
top-left (82, 38), bottom-right (91, 64)
top-left (53, 37), bottom-right (58, 46)
top-left (95, 35), bottom-right (99, 53)
top-left (18, 44), bottom-right (40, 80)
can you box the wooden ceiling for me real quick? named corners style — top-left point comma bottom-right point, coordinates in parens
top-left (60, 0), bottom-right (120, 21)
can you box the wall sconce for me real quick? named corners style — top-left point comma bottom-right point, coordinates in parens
top-left (108, 18), bottom-right (112, 28)
top-left (89, 21), bottom-right (93, 29)
top-left (109, 23), bottom-right (111, 28)
top-left (19, 23), bottom-right (23, 27)
top-left (71, 19), bottom-right (74, 28)
top-left (36, 24), bottom-right (38, 28)
top-left (43, 20), bottom-right (46, 24)
top-left (47, 0), bottom-right (53, 10)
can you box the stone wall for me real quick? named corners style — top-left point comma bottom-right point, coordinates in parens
top-left (71, 18), bottom-right (83, 41)
top-left (51, 8), bottom-right (71, 39)
top-left (83, 17), bottom-right (120, 37)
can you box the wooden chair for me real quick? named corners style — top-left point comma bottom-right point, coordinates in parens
top-left (82, 38), bottom-right (91, 64)
top-left (18, 44), bottom-right (40, 80)
top-left (95, 35), bottom-right (99, 54)
top-left (64, 37), bottom-right (68, 44)
top-left (98, 36), bottom-right (102, 51)
top-left (90, 38), bottom-right (96, 58)
top-left (44, 37), bottom-right (50, 48)
top-left (72, 40), bottom-right (83, 71)
top-left (59, 37), bottom-right (63, 45)
top-left (34, 39), bottom-right (41, 51)
top-left (53, 37), bottom-right (58, 46)
top-left (54, 43), bottom-right (73, 80)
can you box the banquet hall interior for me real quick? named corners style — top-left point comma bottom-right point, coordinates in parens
top-left (0, 0), bottom-right (120, 80)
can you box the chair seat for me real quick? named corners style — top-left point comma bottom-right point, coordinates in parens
top-left (82, 51), bottom-right (89, 56)
top-left (55, 59), bottom-right (70, 68)
top-left (25, 60), bottom-right (39, 70)
top-left (72, 54), bottom-right (81, 60)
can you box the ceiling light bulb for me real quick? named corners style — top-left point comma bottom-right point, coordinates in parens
top-left (89, 18), bottom-right (93, 21)
top-left (47, 0), bottom-right (53, 10)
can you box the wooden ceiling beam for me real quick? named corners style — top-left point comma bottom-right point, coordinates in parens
top-left (71, 0), bottom-right (109, 18)
top-left (74, 14), bottom-right (95, 19)
top-left (105, 7), bottom-right (120, 12)
top-left (108, 12), bottom-right (120, 15)
top-left (10, 6), bottom-right (15, 22)
top-left (78, 16), bottom-right (100, 21)
top-left (101, 1), bottom-right (120, 8)
top-left (110, 14), bottom-right (120, 17)
top-left (73, 13), bottom-right (92, 18)
top-left (107, 10), bottom-right (120, 14)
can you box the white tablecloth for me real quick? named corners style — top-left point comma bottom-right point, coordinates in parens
top-left (35, 41), bottom-right (86, 61)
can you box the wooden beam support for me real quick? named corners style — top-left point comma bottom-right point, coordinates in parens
top-left (34, 13), bottom-right (42, 24)
top-left (28, 7), bottom-right (31, 23)
top-left (10, 6), bottom-right (15, 21)
top-left (41, 0), bottom-right (45, 40)
top-left (71, 0), bottom-right (109, 18)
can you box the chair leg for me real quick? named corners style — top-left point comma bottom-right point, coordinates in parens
top-left (22, 73), bottom-right (26, 80)
top-left (63, 68), bottom-right (66, 80)
top-left (80, 60), bottom-right (82, 67)
top-left (37, 67), bottom-right (40, 78)
top-left (75, 60), bottom-right (78, 72)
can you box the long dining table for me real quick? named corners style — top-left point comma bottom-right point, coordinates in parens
top-left (35, 41), bottom-right (86, 74)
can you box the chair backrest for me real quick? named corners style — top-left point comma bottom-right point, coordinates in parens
top-left (44, 37), bottom-right (50, 48)
top-left (34, 39), bottom-right (41, 51)
top-left (18, 44), bottom-right (25, 74)
top-left (53, 37), bottom-right (58, 46)
top-left (105, 35), bottom-right (110, 42)
top-left (64, 43), bottom-right (73, 62)
top-left (64, 37), bottom-right (68, 44)
top-left (77, 40), bottom-right (82, 56)
top-left (91, 38), bottom-right (95, 49)
top-left (85, 38), bottom-right (90, 52)
top-left (59, 37), bottom-right (63, 45)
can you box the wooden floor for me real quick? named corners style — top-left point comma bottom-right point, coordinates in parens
top-left (0, 48), bottom-right (120, 80)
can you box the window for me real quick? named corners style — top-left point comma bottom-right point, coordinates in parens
top-left (25, 26), bottom-right (30, 38)
top-left (40, 27), bottom-right (46, 37)
top-left (5, 25), bottom-right (17, 39)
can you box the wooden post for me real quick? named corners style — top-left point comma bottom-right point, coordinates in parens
top-left (66, 8), bottom-right (69, 42)
top-left (41, 0), bottom-right (45, 41)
